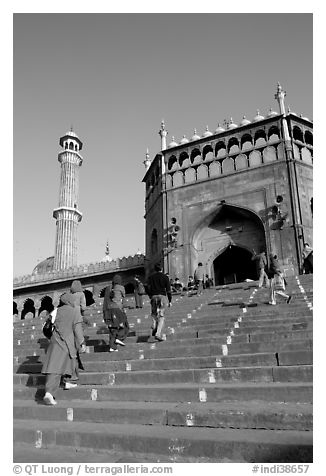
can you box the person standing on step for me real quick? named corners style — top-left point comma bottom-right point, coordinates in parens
top-left (42, 293), bottom-right (86, 405)
top-left (268, 254), bottom-right (292, 305)
top-left (70, 279), bottom-right (90, 326)
top-left (133, 275), bottom-right (145, 309)
top-left (302, 243), bottom-right (313, 274)
top-left (147, 263), bottom-right (172, 342)
top-left (251, 250), bottom-right (269, 288)
top-left (103, 274), bottom-right (129, 351)
top-left (194, 262), bottom-right (205, 295)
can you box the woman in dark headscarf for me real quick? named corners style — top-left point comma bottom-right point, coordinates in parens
top-left (42, 293), bottom-right (86, 405)
top-left (103, 275), bottom-right (129, 351)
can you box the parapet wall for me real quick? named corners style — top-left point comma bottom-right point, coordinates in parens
top-left (13, 254), bottom-right (145, 288)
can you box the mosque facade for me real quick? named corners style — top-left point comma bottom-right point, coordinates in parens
top-left (142, 84), bottom-right (313, 284)
top-left (13, 83), bottom-right (313, 318)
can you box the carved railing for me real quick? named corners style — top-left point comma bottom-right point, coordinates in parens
top-left (13, 254), bottom-right (145, 287)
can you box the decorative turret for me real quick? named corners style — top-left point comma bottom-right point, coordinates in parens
top-left (168, 136), bottom-right (178, 148)
top-left (103, 239), bottom-right (112, 262)
top-left (53, 127), bottom-right (83, 270)
top-left (275, 82), bottom-right (290, 140)
top-left (191, 129), bottom-right (200, 141)
top-left (143, 148), bottom-right (151, 170)
top-left (275, 82), bottom-right (286, 115)
top-left (159, 120), bottom-right (168, 151)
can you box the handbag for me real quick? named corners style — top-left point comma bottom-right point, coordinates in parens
top-left (42, 308), bottom-right (57, 339)
top-left (42, 316), bottom-right (54, 339)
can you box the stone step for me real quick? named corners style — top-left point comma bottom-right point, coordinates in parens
top-left (14, 381), bottom-right (313, 404)
top-left (14, 364), bottom-right (312, 387)
top-left (13, 338), bottom-right (313, 361)
top-left (14, 350), bottom-right (312, 374)
top-left (13, 442), bottom-right (183, 464)
top-left (13, 317), bottom-right (313, 342)
top-left (13, 399), bottom-right (312, 431)
top-left (13, 419), bottom-right (313, 462)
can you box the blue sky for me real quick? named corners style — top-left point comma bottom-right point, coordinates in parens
top-left (13, 12), bottom-right (313, 276)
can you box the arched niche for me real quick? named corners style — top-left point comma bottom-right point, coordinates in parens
top-left (209, 161), bottom-right (221, 177)
top-left (190, 148), bottom-right (201, 164)
top-left (179, 151), bottom-right (190, 168)
top-left (263, 146), bottom-right (277, 163)
top-left (241, 133), bottom-right (253, 151)
top-left (254, 129), bottom-right (267, 147)
top-left (39, 295), bottom-right (54, 314)
top-left (227, 137), bottom-right (240, 154)
top-left (215, 141), bottom-right (227, 158)
top-left (203, 144), bottom-right (213, 161)
top-left (165, 174), bottom-right (173, 188)
top-left (249, 150), bottom-right (262, 167)
top-left (293, 125), bottom-right (304, 142)
top-left (301, 147), bottom-right (313, 164)
top-left (173, 171), bottom-right (184, 187)
top-left (168, 155), bottom-right (178, 171)
top-left (197, 164), bottom-right (208, 180)
top-left (21, 298), bottom-right (35, 320)
top-left (235, 154), bottom-right (248, 170)
top-left (185, 168), bottom-right (196, 184)
top-left (267, 125), bottom-right (280, 142)
top-left (305, 130), bottom-right (313, 146)
top-left (222, 157), bottom-right (234, 174)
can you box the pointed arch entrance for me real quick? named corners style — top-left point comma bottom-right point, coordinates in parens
top-left (191, 202), bottom-right (267, 285)
top-left (213, 244), bottom-right (256, 285)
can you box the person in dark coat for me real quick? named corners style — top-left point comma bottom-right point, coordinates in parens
top-left (251, 250), bottom-right (269, 288)
top-left (42, 293), bottom-right (86, 405)
top-left (302, 243), bottom-right (313, 274)
top-left (103, 275), bottom-right (129, 351)
top-left (147, 263), bottom-right (172, 342)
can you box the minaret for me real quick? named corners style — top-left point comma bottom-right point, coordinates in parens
top-left (158, 119), bottom-right (168, 151)
top-left (53, 128), bottom-right (83, 270)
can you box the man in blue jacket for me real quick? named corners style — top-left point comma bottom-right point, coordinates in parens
top-left (147, 263), bottom-right (172, 342)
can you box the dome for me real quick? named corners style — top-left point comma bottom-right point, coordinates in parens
top-left (202, 126), bottom-right (213, 138)
top-left (253, 110), bottom-right (265, 122)
top-left (215, 123), bottom-right (225, 134)
top-left (240, 115), bottom-right (251, 126)
top-left (267, 107), bottom-right (278, 117)
top-left (32, 256), bottom-right (55, 275)
top-left (168, 136), bottom-right (178, 148)
top-left (191, 129), bottom-right (201, 141)
top-left (65, 130), bottom-right (78, 138)
top-left (180, 135), bottom-right (189, 145)
top-left (227, 118), bottom-right (238, 129)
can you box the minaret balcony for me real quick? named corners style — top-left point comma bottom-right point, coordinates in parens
top-left (53, 206), bottom-right (83, 222)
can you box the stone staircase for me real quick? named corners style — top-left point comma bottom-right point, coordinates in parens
top-left (13, 274), bottom-right (313, 463)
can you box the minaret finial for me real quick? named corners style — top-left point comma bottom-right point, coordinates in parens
top-left (275, 82), bottom-right (286, 115)
top-left (159, 119), bottom-right (168, 151)
top-left (143, 148), bottom-right (151, 170)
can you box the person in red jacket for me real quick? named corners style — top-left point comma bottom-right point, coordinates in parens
top-left (147, 263), bottom-right (172, 342)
